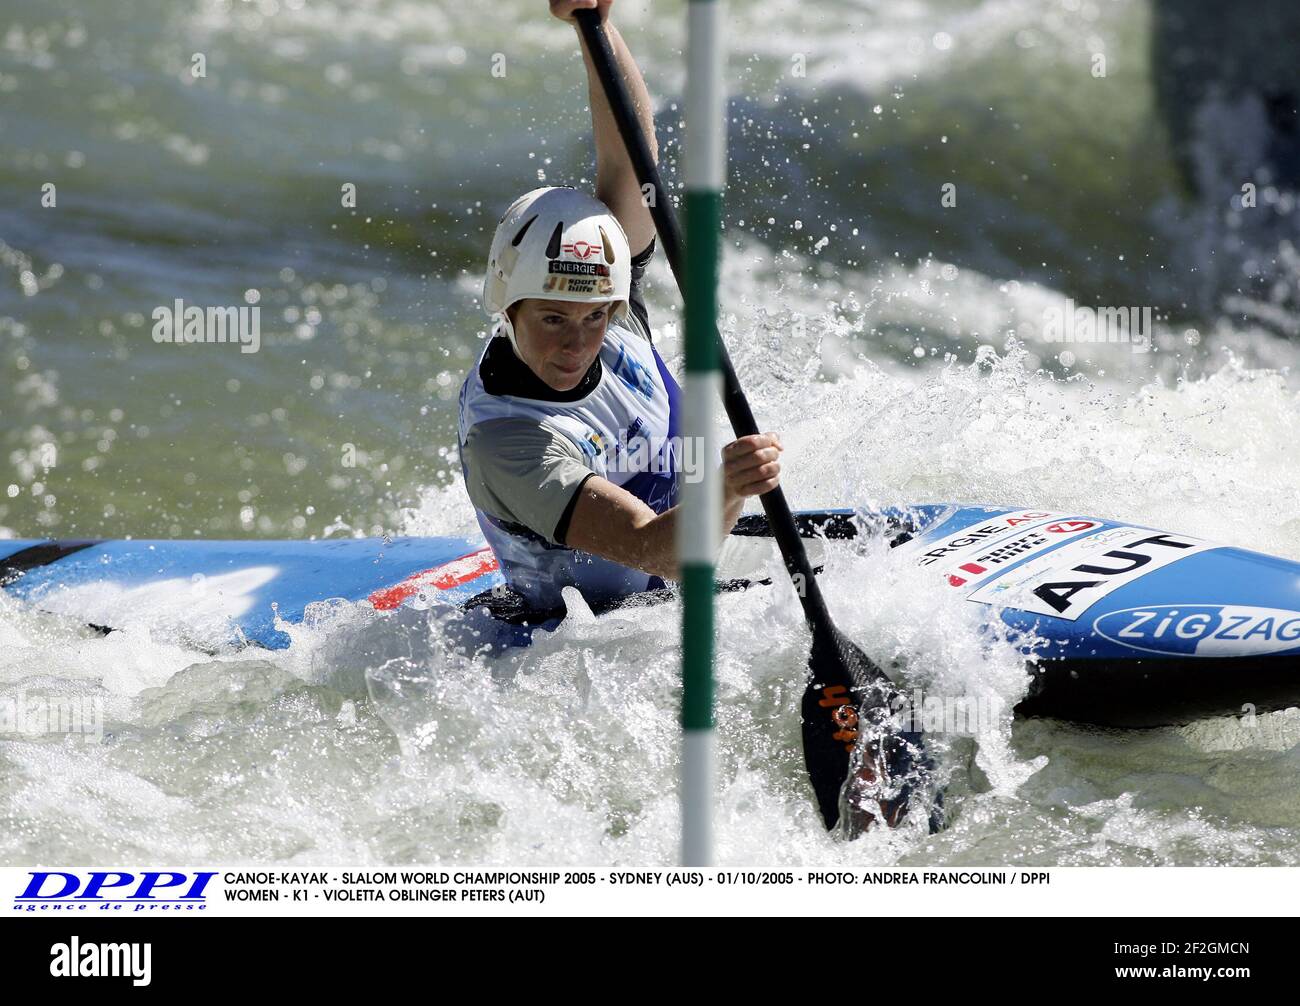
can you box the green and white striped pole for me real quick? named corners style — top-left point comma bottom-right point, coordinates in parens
top-left (680, 0), bottom-right (725, 869)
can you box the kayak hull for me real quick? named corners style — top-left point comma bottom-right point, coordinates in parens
top-left (1019, 653), bottom-right (1300, 727)
top-left (3, 504), bottom-right (1299, 726)
top-left (0, 535), bottom-right (500, 649)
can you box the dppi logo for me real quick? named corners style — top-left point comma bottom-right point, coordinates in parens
top-left (14, 871), bottom-right (216, 911)
top-left (1094, 605), bottom-right (1300, 657)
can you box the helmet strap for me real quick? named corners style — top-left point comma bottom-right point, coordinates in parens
top-left (496, 310), bottom-right (524, 361)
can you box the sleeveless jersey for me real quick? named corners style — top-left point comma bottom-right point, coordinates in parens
top-left (458, 322), bottom-right (681, 609)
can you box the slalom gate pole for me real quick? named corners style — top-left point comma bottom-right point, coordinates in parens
top-left (679, 0), bottom-right (725, 868)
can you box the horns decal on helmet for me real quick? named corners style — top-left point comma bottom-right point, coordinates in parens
top-left (599, 226), bottom-right (615, 264)
top-left (545, 222), bottom-right (564, 259)
top-left (511, 214), bottom-right (538, 247)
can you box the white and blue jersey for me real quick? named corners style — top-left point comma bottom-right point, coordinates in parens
top-left (457, 243), bottom-right (681, 610)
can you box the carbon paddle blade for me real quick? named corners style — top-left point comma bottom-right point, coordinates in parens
top-left (801, 625), bottom-right (940, 835)
top-left (837, 713), bottom-right (942, 839)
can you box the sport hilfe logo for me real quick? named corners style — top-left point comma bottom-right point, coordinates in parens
top-left (14, 871), bottom-right (217, 910)
top-left (914, 511), bottom-right (1057, 566)
top-left (940, 520), bottom-right (1100, 587)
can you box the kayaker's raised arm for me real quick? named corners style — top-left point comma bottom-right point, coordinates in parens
top-left (552, 0), bottom-right (658, 256)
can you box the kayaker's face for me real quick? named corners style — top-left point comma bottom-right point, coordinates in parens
top-left (509, 299), bottom-right (614, 391)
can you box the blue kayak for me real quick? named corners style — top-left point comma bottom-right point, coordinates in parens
top-left (3, 504), bottom-right (1298, 726)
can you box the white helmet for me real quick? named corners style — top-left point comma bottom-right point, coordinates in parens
top-left (483, 186), bottom-right (632, 354)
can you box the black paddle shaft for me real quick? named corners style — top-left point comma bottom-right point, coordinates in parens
top-left (572, 10), bottom-right (936, 834)
top-left (572, 11), bottom-right (873, 673)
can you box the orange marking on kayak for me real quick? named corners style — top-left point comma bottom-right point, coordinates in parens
top-left (367, 548), bottom-right (499, 610)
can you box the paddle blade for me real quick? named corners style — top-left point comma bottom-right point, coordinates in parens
top-left (801, 626), bottom-right (940, 834)
top-left (836, 714), bottom-right (939, 839)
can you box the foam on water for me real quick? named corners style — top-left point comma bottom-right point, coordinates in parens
top-left (6, 329), bottom-right (1299, 865)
